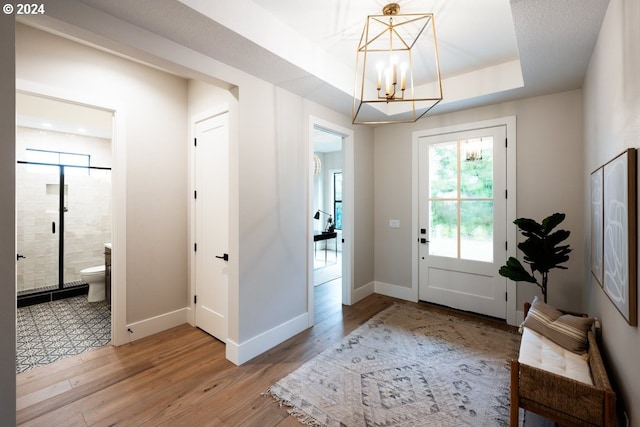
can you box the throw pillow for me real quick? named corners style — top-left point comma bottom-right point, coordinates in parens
top-left (522, 296), bottom-right (595, 354)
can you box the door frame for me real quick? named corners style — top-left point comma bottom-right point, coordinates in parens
top-left (188, 104), bottom-right (230, 330)
top-left (15, 82), bottom-right (126, 345)
top-left (411, 116), bottom-right (518, 326)
top-left (307, 116), bottom-right (354, 326)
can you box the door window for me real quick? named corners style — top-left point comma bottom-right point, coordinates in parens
top-left (428, 137), bottom-right (494, 262)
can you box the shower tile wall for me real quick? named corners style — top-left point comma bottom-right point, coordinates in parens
top-left (16, 127), bottom-right (112, 293)
top-left (16, 168), bottom-right (60, 289)
top-left (64, 172), bottom-right (111, 281)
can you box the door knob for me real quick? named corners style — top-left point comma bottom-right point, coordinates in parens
top-left (17, 254), bottom-right (26, 260)
top-left (420, 238), bottom-right (429, 244)
top-left (215, 253), bottom-right (229, 261)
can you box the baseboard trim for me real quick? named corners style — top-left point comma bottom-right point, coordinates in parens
top-left (374, 281), bottom-right (418, 302)
top-left (125, 308), bottom-right (189, 343)
top-left (351, 281), bottom-right (375, 304)
top-left (225, 312), bottom-right (309, 366)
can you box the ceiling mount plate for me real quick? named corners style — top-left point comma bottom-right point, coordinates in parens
top-left (383, 3), bottom-right (400, 15)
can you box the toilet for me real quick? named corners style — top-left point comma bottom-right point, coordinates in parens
top-left (81, 265), bottom-right (106, 302)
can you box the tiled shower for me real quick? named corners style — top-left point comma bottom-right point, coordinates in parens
top-left (16, 127), bottom-right (112, 300)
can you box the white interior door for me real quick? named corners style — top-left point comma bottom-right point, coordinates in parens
top-left (194, 113), bottom-right (229, 342)
top-left (418, 125), bottom-right (507, 319)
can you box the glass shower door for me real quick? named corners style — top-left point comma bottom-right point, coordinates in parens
top-left (63, 168), bottom-right (112, 285)
top-left (16, 163), bottom-right (61, 294)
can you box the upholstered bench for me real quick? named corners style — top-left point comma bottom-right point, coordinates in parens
top-left (510, 300), bottom-right (616, 427)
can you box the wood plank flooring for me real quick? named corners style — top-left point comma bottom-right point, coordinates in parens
top-left (16, 282), bottom-right (518, 427)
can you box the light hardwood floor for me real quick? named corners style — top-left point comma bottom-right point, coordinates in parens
top-left (16, 281), bottom-right (388, 426)
top-left (17, 282), bottom-right (522, 427)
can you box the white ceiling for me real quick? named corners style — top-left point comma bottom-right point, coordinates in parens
top-left (20, 0), bottom-right (610, 126)
top-left (252, 0), bottom-right (520, 80)
top-left (313, 128), bottom-right (343, 153)
top-left (16, 93), bottom-right (113, 139)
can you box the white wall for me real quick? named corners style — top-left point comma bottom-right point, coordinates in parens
top-left (0, 13), bottom-right (16, 426)
top-left (352, 124), bottom-right (375, 293)
top-left (583, 0), bottom-right (640, 423)
top-left (229, 82), bottom-right (307, 346)
top-left (373, 90), bottom-right (585, 311)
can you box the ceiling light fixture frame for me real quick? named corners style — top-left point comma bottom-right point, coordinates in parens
top-left (352, 3), bottom-right (443, 125)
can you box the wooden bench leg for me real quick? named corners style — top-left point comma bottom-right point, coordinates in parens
top-left (604, 389), bottom-right (616, 427)
top-left (510, 359), bottom-right (519, 427)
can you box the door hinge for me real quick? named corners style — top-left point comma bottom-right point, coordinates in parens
top-left (194, 243), bottom-right (197, 252)
top-left (194, 137), bottom-right (197, 147)
top-left (505, 241), bottom-right (508, 251)
top-left (505, 292), bottom-right (508, 302)
top-left (505, 137), bottom-right (508, 148)
top-left (194, 295), bottom-right (197, 304)
top-left (194, 190), bottom-right (197, 199)
top-left (505, 189), bottom-right (508, 199)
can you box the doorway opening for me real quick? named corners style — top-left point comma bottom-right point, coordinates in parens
top-left (15, 92), bottom-right (113, 373)
top-left (312, 128), bottom-right (343, 308)
top-left (308, 118), bottom-right (354, 324)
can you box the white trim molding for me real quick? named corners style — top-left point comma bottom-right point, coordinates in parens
top-left (374, 281), bottom-right (418, 302)
top-left (225, 312), bottom-right (309, 365)
top-left (351, 282), bottom-right (375, 304)
top-left (125, 308), bottom-right (189, 343)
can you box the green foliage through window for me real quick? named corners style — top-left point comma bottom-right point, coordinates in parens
top-left (428, 138), bottom-right (494, 261)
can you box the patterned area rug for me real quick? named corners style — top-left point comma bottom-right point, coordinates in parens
top-left (266, 303), bottom-right (521, 427)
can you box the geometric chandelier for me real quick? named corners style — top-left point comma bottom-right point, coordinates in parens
top-left (352, 3), bottom-right (443, 125)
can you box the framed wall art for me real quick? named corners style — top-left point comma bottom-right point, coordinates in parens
top-left (601, 148), bottom-right (637, 326)
top-left (591, 167), bottom-right (603, 286)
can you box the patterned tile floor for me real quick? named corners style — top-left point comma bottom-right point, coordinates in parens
top-left (16, 295), bottom-right (111, 373)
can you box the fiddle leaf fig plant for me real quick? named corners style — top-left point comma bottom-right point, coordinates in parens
top-left (499, 212), bottom-right (572, 303)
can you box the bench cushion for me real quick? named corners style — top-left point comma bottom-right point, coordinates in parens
top-left (522, 296), bottom-right (595, 353)
top-left (519, 326), bottom-right (593, 385)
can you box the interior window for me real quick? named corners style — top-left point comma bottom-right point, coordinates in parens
top-left (333, 171), bottom-right (343, 230)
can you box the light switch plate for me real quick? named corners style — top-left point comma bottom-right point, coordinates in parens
top-left (389, 219), bottom-right (400, 228)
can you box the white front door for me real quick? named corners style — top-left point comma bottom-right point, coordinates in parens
top-left (194, 113), bottom-right (229, 342)
top-left (418, 125), bottom-right (507, 319)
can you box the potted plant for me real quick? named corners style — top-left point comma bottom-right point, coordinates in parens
top-left (499, 212), bottom-right (572, 303)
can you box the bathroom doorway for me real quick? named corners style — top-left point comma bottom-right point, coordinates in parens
top-left (15, 93), bottom-right (114, 373)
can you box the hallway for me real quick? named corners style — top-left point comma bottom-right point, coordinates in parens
top-left (16, 280), bottom-right (371, 426)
